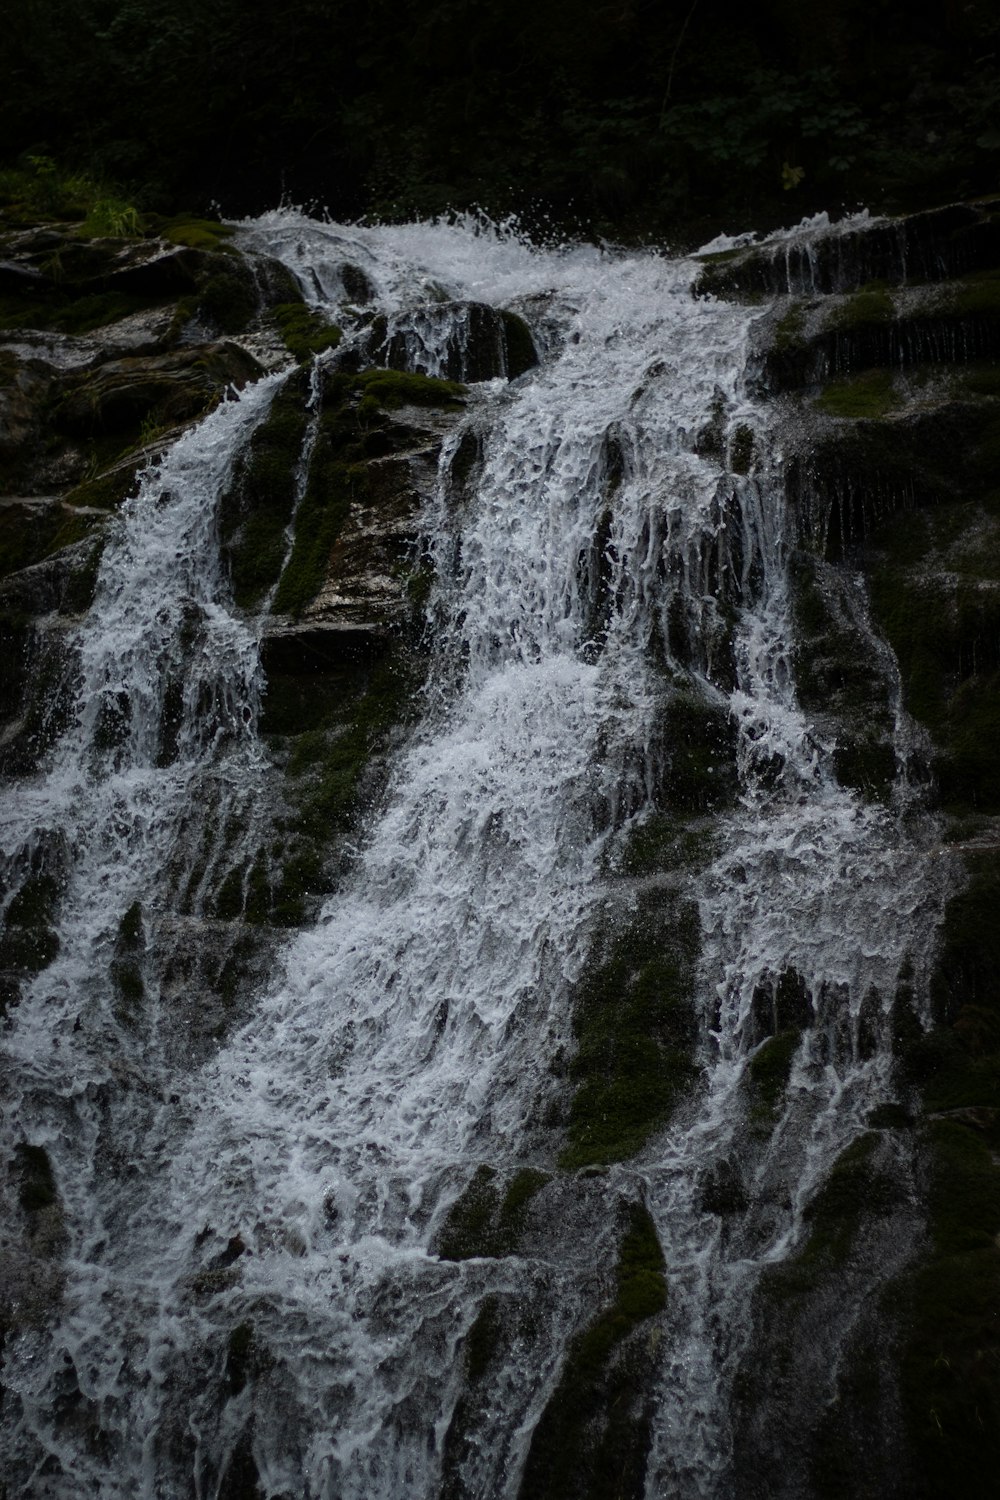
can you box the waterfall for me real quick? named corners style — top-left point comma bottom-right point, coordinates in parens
top-left (0, 213), bottom-right (945, 1498)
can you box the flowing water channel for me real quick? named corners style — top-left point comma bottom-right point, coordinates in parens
top-left (0, 214), bottom-right (946, 1498)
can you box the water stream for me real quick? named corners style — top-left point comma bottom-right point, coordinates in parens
top-left (0, 214), bottom-right (945, 1498)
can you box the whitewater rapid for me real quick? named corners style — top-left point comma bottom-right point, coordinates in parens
top-left (0, 212), bottom-right (944, 1500)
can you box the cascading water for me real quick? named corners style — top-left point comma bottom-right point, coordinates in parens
top-left (0, 213), bottom-right (946, 1498)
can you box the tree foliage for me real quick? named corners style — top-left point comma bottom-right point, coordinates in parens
top-left (3, 0), bottom-right (999, 237)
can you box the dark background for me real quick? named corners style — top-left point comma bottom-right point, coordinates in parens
top-left (3, 0), bottom-right (1000, 241)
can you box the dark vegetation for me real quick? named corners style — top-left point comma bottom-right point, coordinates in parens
top-left (3, 1), bottom-right (999, 241)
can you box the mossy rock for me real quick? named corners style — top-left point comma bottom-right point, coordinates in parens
top-left (659, 690), bottom-right (739, 815)
top-left (56, 346), bottom-right (261, 440)
top-left (561, 891), bottom-right (700, 1170)
top-left (500, 309), bottom-right (538, 378)
top-left (110, 899), bottom-right (146, 1025)
top-left (789, 551), bottom-right (898, 800)
top-left (254, 653), bottom-right (424, 928)
top-left (868, 545), bottom-right (1000, 813)
top-left (798, 1133), bottom-right (900, 1266)
top-left (281, 653), bottom-right (423, 843)
top-left (814, 370), bottom-right (902, 420)
top-left (889, 1120), bottom-right (1000, 1498)
top-left (269, 366), bottom-right (463, 620)
top-left (517, 1202), bottom-right (665, 1500)
top-left (224, 1320), bottom-right (269, 1397)
top-left (273, 301), bottom-right (342, 362)
top-left (197, 267), bottom-right (258, 334)
top-left (220, 371), bottom-right (311, 609)
top-left (729, 423), bottom-right (754, 474)
top-left (371, 302), bottom-right (535, 383)
top-left (0, 499), bottom-right (100, 582)
top-left (157, 216), bottom-right (236, 252)
top-left (355, 368), bottom-right (466, 412)
top-left (437, 1165), bottom-right (548, 1260)
top-left (615, 811), bottom-right (719, 878)
top-left (747, 1030), bottom-right (800, 1125)
top-left (824, 287), bottom-right (895, 332)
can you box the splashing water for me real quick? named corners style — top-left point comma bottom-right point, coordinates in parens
top-left (0, 212), bottom-right (945, 1498)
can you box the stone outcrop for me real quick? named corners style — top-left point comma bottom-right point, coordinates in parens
top-left (701, 201), bottom-right (1000, 1500)
top-left (4, 199), bottom-right (1000, 1498)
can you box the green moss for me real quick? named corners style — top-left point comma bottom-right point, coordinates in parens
top-left (615, 812), bottom-right (718, 878)
top-left (799, 1134), bottom-right (898, 1263)
top-left (947, 269), bottom-right (1000, 319)
top-left (198, 268), bottom-right (258, 334)
top-left (901, 855), bottom-right (1000, 1117)
top-left (747, 1030), bottom-right (800, 1123)
top-left (14, 1142), bottom-right (57, 1213)
top-left (754, 1134), bottom-right (898, 1316)
top-left (560, 893), bottom-right (700, 1170)
top-left (826, 287), bottom-right (894, 331)
top-left (517, 1203), bottom-right (665, 1500)
top-left (437, 1165), bottom-right (548, 1261)
top-left (789, 551), bottom-right (897, 800)
top-left (933, 857), bottom-right (1000, 1028)
top-left (355, 368), bottom-right (466, 412)
top-left (660, 691), bottom-right (738, 814)
top-left (773, 301), bottom-right (806, 352)
top-left (262, 364), bottom-right (467, 617)
top-left (65, 458), bottom-right (144, 512)
top-left (268, 844), bottom-right (327, 928)
top-left (814, 370), bottom-right (901, 420)
top-left (287, 655), bottom-right (420, 827)
top-left (398, 558), bottom-right (435, 613)
top-left (273, 302), bottom-right (343, 362)
top-left (0, 503), bottom-right (63, 582)
top-left (869, 562), bottom-right (1000, 812)
top-left (158, 216), bottom-right (236, 252)
top-left (437, 1166), bottom-right (499, 1261)
top-left (259, 655), bottom-right (423, 926)
top-left (258, 671), bottom-right (346, 737)
top-left (271, 452), bottom-right (350, 618)
top-left (0, 288), bottom-right (152, 335)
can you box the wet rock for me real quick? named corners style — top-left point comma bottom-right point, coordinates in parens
top-left (697, 201), bottom-right (1000, 301)
top-left (259, 368), bottom-right (467, 665)
top-left (56, 343), bottom-right (262, 436)
top-left (699, 1160), bottom-right (749, 1216)
top-left (340, 261), bottom-right (375, 304)
top-left (366, 301), bottom-right (537, 382)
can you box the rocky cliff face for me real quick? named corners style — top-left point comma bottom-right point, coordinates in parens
top-left (1, 201), bottom-right (999, 1499)
top-left (696, 199), bottom-right (1000, 1499)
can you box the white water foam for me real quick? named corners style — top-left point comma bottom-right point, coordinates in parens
top-left (0, 211), bottom-right (944, 1499)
